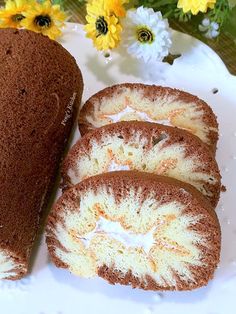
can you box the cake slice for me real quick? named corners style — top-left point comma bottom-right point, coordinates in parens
top-left (46, 171), bottom-right (221, 291)
top-left (79, 83), bottom-right (218, 152)
top-left (62, 121), bottom-right (221, 207)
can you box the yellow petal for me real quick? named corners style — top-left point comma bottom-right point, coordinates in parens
top-left (177, 0), bottom-right (216, 15)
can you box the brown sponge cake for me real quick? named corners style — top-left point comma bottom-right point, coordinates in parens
top-left (62, 121), bottom-right (221, 207)
top-left (78, 83), bottom-right (218, 152)
top-left (0, 29), bottom-right (83, 279)
top-left (46, 171), bottom-right (221, 291)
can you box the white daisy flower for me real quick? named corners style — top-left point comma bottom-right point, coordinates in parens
top-left (122, 6), bottom-right (172, 63)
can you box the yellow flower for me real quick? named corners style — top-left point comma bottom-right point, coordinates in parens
top-left (87, 0), bottom-right (128, 17)
top-left (21, 0), bottom-right (66, 40)
top-left (0, 0), bottom-right (30, 29)
top-left (84, 0), bottom-right (123, 51)
top-left (177, 0), bottom-right (216, 15)
top-left (104, 0), bottom-right (128, 17)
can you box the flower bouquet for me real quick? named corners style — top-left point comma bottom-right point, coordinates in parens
top-left (0, 0), bottom-right (66, 39)
top-left (83, 0), bottom-right (236, 63)
top-left (0, 0), bottom-right (235, 64)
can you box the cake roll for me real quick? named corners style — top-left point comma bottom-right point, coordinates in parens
top-left (78, 83), bottom-right (218, 152)
top-left (46, 171), bottom-right (221, 291)
top-left (0, 29), bottom-right (83, 279)
top-left (62, 121), bottom-right (221, 207)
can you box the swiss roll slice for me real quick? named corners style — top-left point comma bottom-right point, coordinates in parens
top-left (46, 171), bottom-right (221, 291)
top-left (62, 121), bottom-right (221, 207)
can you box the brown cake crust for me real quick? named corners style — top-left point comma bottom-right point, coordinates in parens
top-left (0, 29), bottom-right (83, 279)
top-left (46, 171), bottom-right (221, 291)
top-left (62, 121), bottom-right (221, 207)
top-left (78, 83), bottom-right (218, 152)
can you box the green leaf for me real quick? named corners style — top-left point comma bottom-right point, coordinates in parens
top-left (136, 0), bottom-right (177, 9)
top-left (223, 6), bottom-right (236, 36)
top-left (38, 0), bottom-right (64, 3)
top-left (228, 0), bottom-right (236, 8)
top-left (52, 0), bottom-right (64, 4)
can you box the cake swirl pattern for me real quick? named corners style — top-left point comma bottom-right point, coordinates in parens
top-left (62, 121), bottom-right (221, 207)
top-left (79, 83), bottom-right (218, 152)
top-left (46, 172), bottom-right (221, 291)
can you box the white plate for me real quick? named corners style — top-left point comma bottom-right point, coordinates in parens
top-left (1, 23), bottom-right (236, 314)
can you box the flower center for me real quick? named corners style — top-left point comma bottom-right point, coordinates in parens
top-left (34, 15), bottom-right (52, 28)
top-left (12, 13), bottom-right (24, 22)
top-left (96, 16), bottom-right (108, 36)
top-left (137, 27), bottom-right (154, 44)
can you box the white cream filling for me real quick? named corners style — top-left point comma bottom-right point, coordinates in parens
top-left (107, 106), bottom-right (171, 126)
top-left (108, 160), bottom-right (130, 171)
top-left (80, 217), bottom-right (155, 254)
top-left (0, 251), bottom-right (17, 280)
top-left (106, 106), bottom-right (134, 123)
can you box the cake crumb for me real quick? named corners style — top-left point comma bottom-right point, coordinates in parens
top-left (221, 185), bottom-right (227, 192)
